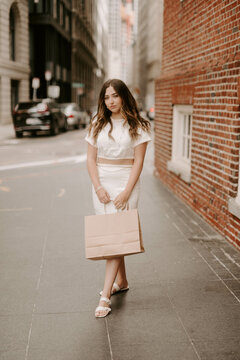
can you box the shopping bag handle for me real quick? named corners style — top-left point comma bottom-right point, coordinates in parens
top-left (104, 200), bottom-right (129, 213)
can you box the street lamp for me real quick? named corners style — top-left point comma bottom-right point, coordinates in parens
top-left (32, 77), bottom-right (40, 100)
top-left (45, 70), bottom-right (52, 98)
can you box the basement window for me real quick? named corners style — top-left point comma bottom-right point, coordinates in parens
top-left (167, 105), bottom-right (193, 183)
top-left (228, 156), bottom-right (240, 220)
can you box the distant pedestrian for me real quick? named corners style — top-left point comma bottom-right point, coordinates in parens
top-left (85, 79), bottom-right (151, 318)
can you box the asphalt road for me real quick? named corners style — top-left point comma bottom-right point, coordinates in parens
top-left (0, 126), bottom-right (240, 360)
top-left (0, 127), bottom-right (87, 169)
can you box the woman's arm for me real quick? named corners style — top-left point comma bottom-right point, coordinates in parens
top-left (86, 144), bottom-right (110, 203)
top-left (113, 142), bottom-right (148, 209)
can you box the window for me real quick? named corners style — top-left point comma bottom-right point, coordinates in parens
top-left (229, 153), bottom-right (240, 219)
top-left (167, 105), bottom-right (193, 183)
top-left (53, 0), bottom-right (57, 19)
top-left (11, 80), bottom-right (19, 113)
top-left (9, 7), bottom-right (15, 61)
top-left (60, 3), bottom-right (64, 26)
top-left (65, 13), bottom-right (70, 32)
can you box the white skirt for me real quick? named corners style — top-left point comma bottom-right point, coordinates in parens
top-left (92, 164), bottom-right (140, 215)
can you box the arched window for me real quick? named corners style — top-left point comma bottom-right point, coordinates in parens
top-left (9, 7), bottom-right (15, 61)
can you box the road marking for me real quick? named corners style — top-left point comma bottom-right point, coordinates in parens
top-left (0, 207), bottom-right (32, 212)
top-left (3, 139), bottom-right (20, 145)
top-left (0, 154), bottom-right (87, 171)
top-left (57, 188), bottom-right (65, 198)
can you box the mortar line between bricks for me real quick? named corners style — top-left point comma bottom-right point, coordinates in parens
top-left (105, 318), bottom-right (114, 360)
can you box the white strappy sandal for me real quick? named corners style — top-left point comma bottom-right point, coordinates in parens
top-left (99, 282), bottom-right (129, 296)
top-left (95, 296), bottom-right (111, 318)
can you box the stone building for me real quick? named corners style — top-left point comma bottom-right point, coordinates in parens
top-left (71, 0), bottom-right (108, 112)
top-left (108, 0), bottom-right (135, 85)
top-left (0, 0), bottom-right (29, 125)
top-left (29, 0), bottom-right (72, 102)
top-left (135, 0), bottom-right (163, 112)
top-left (155, 0), bottom-right (240, 248)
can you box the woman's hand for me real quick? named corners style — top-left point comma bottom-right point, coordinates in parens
top-left (97, 187), bottom-right (111, 204)
top-left (113, 190), bottom-right (131, 210)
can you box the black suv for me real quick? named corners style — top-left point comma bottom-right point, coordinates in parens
top-left (12, 100), bottom-right (68, 138)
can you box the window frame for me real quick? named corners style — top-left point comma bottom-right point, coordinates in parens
top-left (229, 154), bottom-right (240, 219)
top-left (167, 104), bottom-right (193, 183)
top-left (9, 7), bottom-right (16, 61)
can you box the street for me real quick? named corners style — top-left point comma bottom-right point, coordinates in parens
top-left (0, 126), bottom-right (240, 360)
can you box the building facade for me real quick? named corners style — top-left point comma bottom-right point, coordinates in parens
top-left (108, 0), bottom-right (122, 79)
top-left (135, 0), bottom-right (163, 111)
top-left (29, 0), bottom-right (72, 102)
top-left (94, 0), bottom-right (108, 105)
top-left (155, 0), bottom-right (240, 248)
top-left (71, 0), bottom-right (108, 111)
top-left (108, 0), bottom-right (135, 85)
top-left (0, 0), bottom-right (29, 125)
top-left (71, 0), bottom-right (95, 111)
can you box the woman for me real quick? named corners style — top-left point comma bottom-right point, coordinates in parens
top-left (85, 79), bottom-right (151, 318)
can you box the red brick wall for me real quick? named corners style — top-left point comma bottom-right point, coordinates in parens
top-left (155, 0), bottom-right (240, 248)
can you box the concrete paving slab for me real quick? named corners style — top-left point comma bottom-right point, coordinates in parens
top-left (1, 135), bottom-right (240, 359)
top-left (0, 350), bottom-right (26, 360)
top-left (164, 279), bottom-right (240, 343)
top-left (27, 312), bottom-right (111, 360)
top-left (111, 342), bottom-right (199, 360)
top-left (0, 284), bottom-right (36, 316)
top-left (149, 242), bottom-right (217, 281)
top-left (35, 279), bottom-right (103, 314)
top-left (0, 315), bottom-right (31, 353)
top-left (110, 283), bottom-right (171, 311)
top-left (193, 338), bottom-right (240, 360)
top-left (107, 307), bottom-right (198, 357)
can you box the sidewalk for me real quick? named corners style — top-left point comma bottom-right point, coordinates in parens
top-left (0, 124), bottom-right (15, 142)
top-left (0, 140), bottom-right (239, 360)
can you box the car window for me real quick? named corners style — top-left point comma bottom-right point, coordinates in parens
top-left (16, 102), bottom-right (40, 110)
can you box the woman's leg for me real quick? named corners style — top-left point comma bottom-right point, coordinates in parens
top-left (115, 257), bottom-right (128, 290)
top-left (96, 257), bottom-right (122, 317)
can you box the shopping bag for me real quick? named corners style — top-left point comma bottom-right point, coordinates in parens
top-left (84, 208), bottom-right (144, 260)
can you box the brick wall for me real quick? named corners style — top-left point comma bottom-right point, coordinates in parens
top-left (155, 0), bottom-right (240, 248)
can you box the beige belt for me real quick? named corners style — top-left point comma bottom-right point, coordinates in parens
top-left (97, 157), bottom-right (134, 165)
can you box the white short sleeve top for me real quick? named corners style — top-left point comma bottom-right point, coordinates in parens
top-left (85, 118), bottom-right (151, 160)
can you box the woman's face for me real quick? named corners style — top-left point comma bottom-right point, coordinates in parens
top-left (104, 86), bottom-right (122, 114)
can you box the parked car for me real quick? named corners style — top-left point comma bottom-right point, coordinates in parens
top-left (147, 107), bottom-right (155, 121)
top-left (12, 100), bottom-right (68, 138)
top-left (59, 103), bottom-right (90, 129)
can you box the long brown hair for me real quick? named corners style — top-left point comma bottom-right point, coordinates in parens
top-left (88, 79), bottom-right (150, 143)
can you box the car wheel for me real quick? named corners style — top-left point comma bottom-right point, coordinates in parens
top-left (50, 119), bottom-right (59, 136)
top-left (74, 120), bottom-right (80, 130)
top-left (63, 118), bottom-right (68, 132)
top-left (82, 123), bottom-right (86, 129)
top-left (15, 131), bottom-right (23, 138)
top-left (31, 131), bottom-right (37, 137)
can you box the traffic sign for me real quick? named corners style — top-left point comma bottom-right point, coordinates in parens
top-left (32, 77), bottom-right (40, 89)
top-left (45, 70), bottom-right (52, 81)
top-left (72, 82), bottom-right (84, 88)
